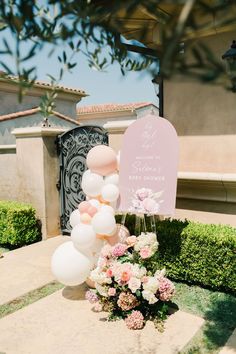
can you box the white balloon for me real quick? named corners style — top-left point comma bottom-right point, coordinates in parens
top-left (89, 199), bottom-right (101, 210)
top-left (81, 172), bottom-right (104, 197)
top-left (101, 183), bottom-right (119, 202)
top-left (51, 242), bottom-right (91, 286)
top-left (71, 224), bottom-right (96, 251)
top-left (69, 209), bottom-right (81, 228)
top-left (100, 204), bottom-right (115, 215)
top-left (82, 169), bottom-right (91, 178)
top-left (104, 173), bottom-right (119, 186)
top-left (92, 211), bottom-right (116, 235)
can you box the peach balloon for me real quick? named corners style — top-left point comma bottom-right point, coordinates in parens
top-left (86, 145), bottom-right (117, 176)
top-left (80, 213), bottom-right (92, 224)
top-left (87, 205), bottom-right (98, 217)
top-left (78, 201), bottom-right (90, 214)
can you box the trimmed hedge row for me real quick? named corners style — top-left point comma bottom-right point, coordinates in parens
top-left (116, 214), bottom-right (236, 294)
top-left (0, 201), bottom-right (41, 247)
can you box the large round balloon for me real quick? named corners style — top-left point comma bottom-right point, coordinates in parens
top-left (71, 224), bottom-right (96, 251)
top-left (81, 172), bottom-right (104, 197)
top-left (92, 211), bottom-right (116, 235)
top-left (51, 242), bottom-right (91, 286)
top-left (86, 145), bottom-right (117, 176)
top-left (101, 183), bottom-right (119, 202)
top-left (69, 209), bottom-right (81, 228)
top-left (104, 173), bottom-right (119, 186)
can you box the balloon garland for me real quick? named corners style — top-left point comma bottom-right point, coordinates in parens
top-left (51, 145), bottom-right (129, 287)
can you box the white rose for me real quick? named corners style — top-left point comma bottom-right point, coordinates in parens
top-left (143, 277), bottom-right (159, 293)
top-left (132, 264), bottom-right (147, 279)
top-left (128, 277), bottom-right (141, 293)
top-left (142, 290), bottom-right (158, 304)
top-left (95, 283), bottom-right (109, 297)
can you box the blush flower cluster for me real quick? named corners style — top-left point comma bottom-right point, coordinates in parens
top-left (130, 188), bottom-right (164, 214)
top-left (86, 232), bottom-right (175, 330)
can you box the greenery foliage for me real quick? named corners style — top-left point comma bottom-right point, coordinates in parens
top-left (0, 200), bottom-right (41, 247)
top-left (116, 214), bottom-right (236, 293)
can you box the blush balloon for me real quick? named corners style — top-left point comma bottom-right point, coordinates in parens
top-left (87, 206), bottom-right (98, 217)
top-left (78, 201), bottom-right (90, 214)
top-left (80, 213), bottom-right (92, 224)
top-left (86, 145), bottom-right (117, 176)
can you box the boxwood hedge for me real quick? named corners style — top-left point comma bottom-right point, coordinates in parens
top-left (0, 200), bottom-right (41, 247)
top-left (116, 214), bottom-right (236, 294)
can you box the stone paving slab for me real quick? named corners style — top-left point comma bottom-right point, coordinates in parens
top-left (0, 284), bottom-right (204, 354)
top-left (0, 236), bottom-right (69, 305)
top-left (219, 329), bottom-right (236, 354)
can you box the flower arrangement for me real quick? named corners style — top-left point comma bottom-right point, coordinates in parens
top-left (130, 188), bottom-right (164, 214)
top-left (86, 232), bottom-right (175, 330)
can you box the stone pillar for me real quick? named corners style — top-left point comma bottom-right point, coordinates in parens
top-left (12, 127), bottom-right (67, 239)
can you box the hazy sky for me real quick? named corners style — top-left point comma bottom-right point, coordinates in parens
top-left (0, 31), bottom-right (159, 107)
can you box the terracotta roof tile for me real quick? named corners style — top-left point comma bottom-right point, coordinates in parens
top-left (77, 102), bottom-right (153, 115)
top-left (0, 73), bottom-right (87, 97)
top-left (0, 107), bottom-right (79, 125)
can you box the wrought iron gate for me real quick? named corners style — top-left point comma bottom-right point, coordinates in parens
top-left (57, 125), bottom-right (108, 234)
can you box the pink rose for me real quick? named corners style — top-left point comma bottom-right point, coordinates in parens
top-left (121, 271), bottom-right (131, 283)
top-left (106, 268), bottom-right (113, 277)
top-left (126, 236), bottom-right (137, 247)
top-left (108, 287), bottom-right (116, 296)
top-left (140, 247), bottom-right (151, 259)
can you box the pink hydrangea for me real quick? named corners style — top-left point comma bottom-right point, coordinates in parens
top-left (85, 290), bottom-right (98, 304)
top-left (140, 247), bottom-right (152, 259)
top-left (93, 303), bottom-right (103, 312)
top-left (125, 310), bottom-right (144, 330)
top-left (112, 243), bottom-right (127, 257)
top-left (158, 277), bottom-right (175, 301)
top-left (108, 287), bottom-right (116, 296)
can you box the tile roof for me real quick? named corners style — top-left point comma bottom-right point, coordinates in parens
top-left (0, 107), bottom-right (79, 125)
top-left (77, 102), bottom-right (153, 115)
top-left (0, 73), bottom-right (87, 97)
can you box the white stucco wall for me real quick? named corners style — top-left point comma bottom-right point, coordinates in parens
top-left (0, 115), bottom-right (77, 144)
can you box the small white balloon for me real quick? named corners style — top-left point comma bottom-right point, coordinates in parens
top-left (51, 242), bottom-right (91, 286)
top-left (69, 209), bottom-right (81, 228)
top-left (104, 173), bottom-right (119, 186)
top-left (89, 199), bottom-right (101, 210)
top-left (100, 204), bottom-right (115, 215)
top-left (81, 172), bottom-right (104, 197)
top-left (101, 183), bottom-right (119, 202)
top-left (92, 211), bottom-right (116, 235)
top-left (71, 224), bottom-right (96, 251)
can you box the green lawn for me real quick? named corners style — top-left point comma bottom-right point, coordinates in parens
top-left (173, 282), bottom-right (236, 353)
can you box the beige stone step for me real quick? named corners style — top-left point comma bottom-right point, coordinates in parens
top-left (0, 236), bottom-right (69, 305)
top-left (0, 284), bottom-right (204, 354)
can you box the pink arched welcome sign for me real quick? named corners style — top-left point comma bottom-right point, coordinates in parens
top-left (119, 114), bottom-right (179, 216)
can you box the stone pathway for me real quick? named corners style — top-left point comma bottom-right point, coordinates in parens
top-left (1, 236), bottom-right (235, 354)
top-left (0, 236), bottom-right (69, 305)
top-left (0, 284), bottom-right (204, 354)
top-left (219, 329), bottom-right (236, 354)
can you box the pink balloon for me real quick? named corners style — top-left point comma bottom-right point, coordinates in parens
top-left (87, 205), bottom-right (98, 217)
top-left (86, 145), bottom-right (117, 176)
top-left (80, 213), bottom-right (92, 224)
top-left (78, 201), bottom-right (90, 213)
